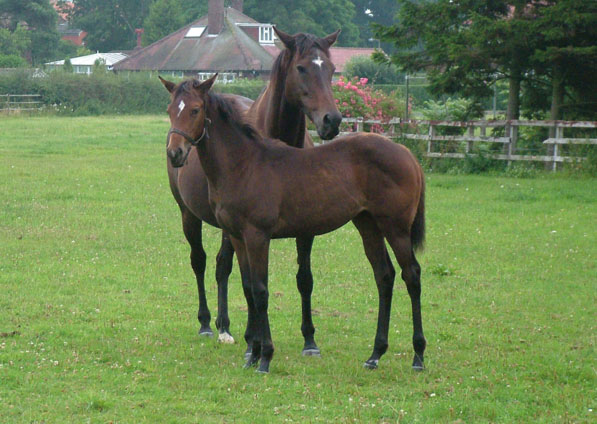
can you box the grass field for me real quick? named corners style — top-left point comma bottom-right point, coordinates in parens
top-left (0, 115), bottom-right (595, 423)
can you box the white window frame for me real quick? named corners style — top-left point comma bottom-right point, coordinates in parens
top-left (197, 72), bottom-right (237, 84)
top-left (259, 25), bottom-right (274, 44)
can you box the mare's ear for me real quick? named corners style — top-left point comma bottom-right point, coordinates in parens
top-left (194, 73), bottom-right (218, 94)
top-left (322, 29), bottom-right (341, 48)
top-left (158, 76), bottom-right (176, 93)
top-left (273, 26), bottom-right (295, 50)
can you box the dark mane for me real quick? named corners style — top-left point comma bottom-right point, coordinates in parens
top-left (206, 92), bottom-right (262, 143)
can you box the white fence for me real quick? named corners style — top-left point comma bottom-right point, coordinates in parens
top-left (0, 94), bottom-right (44, 114)
top-left (312, 118), bottom-right (597, 171)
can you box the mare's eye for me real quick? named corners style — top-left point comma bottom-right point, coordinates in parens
top-left (191, 108), bottom-right (200, 116)
top-left (297, 65), bottom-right (307, 74)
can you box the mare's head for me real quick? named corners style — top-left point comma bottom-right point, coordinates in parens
top-left (273, 27), bottom-right (342, 140)
top-left (159, 74), bottom-right (217, 168)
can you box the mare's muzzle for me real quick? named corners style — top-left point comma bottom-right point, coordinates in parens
top-left (317, 111), bottom-right (342, 140)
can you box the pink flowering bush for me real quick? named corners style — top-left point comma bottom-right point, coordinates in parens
top-left (332, 76), bottom-right (403, 133)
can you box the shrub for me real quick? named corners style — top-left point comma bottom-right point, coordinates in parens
top-left (332, 76), bottom-right (403, 133)
top-left (343, 55), bottom-right (402, 84)
top-left (0, 54), bottom-right (28, 68)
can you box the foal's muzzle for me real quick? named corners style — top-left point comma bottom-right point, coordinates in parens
top-left (166, 119), bottom-right (211, 168)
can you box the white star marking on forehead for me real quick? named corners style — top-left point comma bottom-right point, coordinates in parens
top-left (177, 100), bottom-right (185, 117)
top-left (312, 55), bottom-right (324, 68)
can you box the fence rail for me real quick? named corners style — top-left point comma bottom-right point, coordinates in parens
top-left (311, 117), bottom-right (597, 171)
top-left (0, 94), bottom-right (44, 114)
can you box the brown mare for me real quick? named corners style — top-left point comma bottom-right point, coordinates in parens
top-left (162, 74), bottom-right (427, 374)
top-left (160, 28), bottom-right (342, 354)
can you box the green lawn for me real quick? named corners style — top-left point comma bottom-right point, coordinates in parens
top-left (0, 115), bottom-right (595, 423)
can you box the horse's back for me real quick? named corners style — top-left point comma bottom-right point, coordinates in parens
top-left (318, 132), bottom-right (424, 221)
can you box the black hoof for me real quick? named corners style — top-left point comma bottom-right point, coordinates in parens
top-left (256, 360), bottom-right (270, 374)
top-left (243, 354), bottom-right (259, 369)
top-left (301, 347), bottom-right (321, 357)
top-left (198, 327), bottom-right (214, 337)
top-left (363, 359), bottom-right (379, 370)
top-left (412, 354), bottom-right (425, 371)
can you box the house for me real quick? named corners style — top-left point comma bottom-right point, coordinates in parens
top-left (46, 52), bottom-right (128, 74)
top-left (113, 0), bottom-right (275, 81)
top-left (113, 0), bottom-right (376, 81)
top-left (51, 0), bottom-right (87, 46)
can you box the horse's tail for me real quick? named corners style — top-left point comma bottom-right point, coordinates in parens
top-left (411, 175), bottom-right (425, 252)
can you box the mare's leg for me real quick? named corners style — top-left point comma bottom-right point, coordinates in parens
top-left (353, 213), bottom-right (396, 369)
top-left (296, 236), bottom-right (320, 356)
top-left (215, 231), bottom-right (234, 343)
top-left (229, 236), bottom-right (257, 363)
top-left (181, 209), bottom-right (212, 337)
top-left (383, 227), bottom-right (426, 370)
top-left (243, 228), bottom-right (274, 374)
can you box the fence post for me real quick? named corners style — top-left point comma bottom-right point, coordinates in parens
top-left (466, 126), bottom-right (474, 154)
top-left (509, 123), bottom-right (518, 165)
top-left (553, 124), bottom-right (563, 172)
top-left (356, 118), bottom-right (363, 133)
top-left (428, 124), bottom-right (435, 155)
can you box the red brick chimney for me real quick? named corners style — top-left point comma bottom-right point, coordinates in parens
top-left (135, 28), bottom-right (144, 49)
top-left (208, 0), bottom-right (224, 35)
top-left (230, 0), bottom-right (243, 13)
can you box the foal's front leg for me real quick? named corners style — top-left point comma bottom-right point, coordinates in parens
top-left (244, 228), bottom-right (274, 373)
top-left (181, 210), bottom-right (212, 337)
top-left (214, 231), bottom-right (235, 343)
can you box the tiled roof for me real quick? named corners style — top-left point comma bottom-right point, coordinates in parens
top-left (113, 7), bottom-right (274, 72)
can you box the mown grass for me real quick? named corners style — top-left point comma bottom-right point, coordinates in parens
top-left (0, 115), bottom-right (595, 423)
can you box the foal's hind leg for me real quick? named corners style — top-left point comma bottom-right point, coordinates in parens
top-left (214, 231), bottom-right (235, 344)
top-left (384, 229), bottom-right (426, 370)
top-left (181, 210), bottom-right (212, 337)
top-left (353, 213), bottom-right (396, 369)
top-left (296, 236), bottom-right (320, 356)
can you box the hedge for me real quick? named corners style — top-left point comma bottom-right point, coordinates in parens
top-left (0, 69), bottom-right (266, 116)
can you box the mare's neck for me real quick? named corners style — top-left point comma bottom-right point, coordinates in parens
top-left (264, 66), bottom-right (306, 148)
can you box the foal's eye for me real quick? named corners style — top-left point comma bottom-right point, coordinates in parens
top-left (297, 65), bottom-right (307, 74)
top-left (191, 108), bottom-right (200, 116)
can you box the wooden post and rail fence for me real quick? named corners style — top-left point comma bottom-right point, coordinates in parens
top-left (311, 118), bottom-right (597, 171)
top-left (0, 94), bottom-right (44, 114)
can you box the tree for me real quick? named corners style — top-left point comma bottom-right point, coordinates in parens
top-left (69, 0), bottom-right (153, 51)
top-left (243, 0), bottom-right (360, 46)
top-left (350, 0), bottom-right (400, 49)
top-left (0, 25), bottom-right (31, 57)
top-left (0, 0), bottom-right (60, 65)
top-left (142, 0), bottom-right (208, 46)
top-left (373, 0), bottom-right (537, 119)
top-left (374, 0), bottom-right (597, 120)
top-left (528, 0), bottom-right (597, 121)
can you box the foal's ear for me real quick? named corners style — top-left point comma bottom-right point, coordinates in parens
top-left (273, 26), bottom-right (295, 50)
top-left (195, 73), bottom-right (218, 94)
top-left (158, 76), bottom-right (176, 93)
top-left (322, 29), bottom-right (341, 48)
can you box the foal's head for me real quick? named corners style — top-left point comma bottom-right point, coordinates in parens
top-left (273, 27), bottom-right (342, 140)
top-left (159, 75), bottom-right (217, 168)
